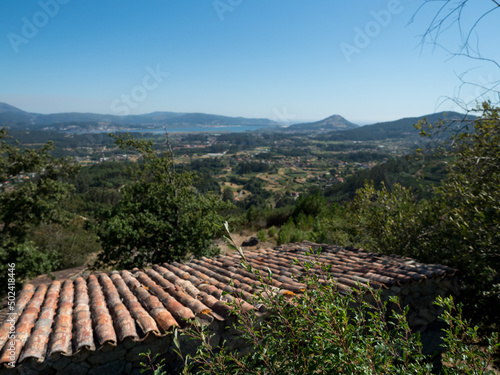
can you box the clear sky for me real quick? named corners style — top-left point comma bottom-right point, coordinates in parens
top-left (1, 1), bottom-right (499, 124)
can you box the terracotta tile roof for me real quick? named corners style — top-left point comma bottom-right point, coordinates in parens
top-left (0, 241), bottom-right (456, 368)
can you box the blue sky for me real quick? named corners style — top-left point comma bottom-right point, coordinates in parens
top-left (1, 1), bottom-right (499, 124)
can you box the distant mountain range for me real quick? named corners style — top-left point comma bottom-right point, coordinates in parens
top-left (0, 103), bottom-right (472, 140)
top-left (0, 103), bottom-right (279, 131)
top-left (286, 114), bottom-right (359, 131)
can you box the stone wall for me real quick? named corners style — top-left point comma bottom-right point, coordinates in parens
top-left (380, 275), bottom-right (459, 330)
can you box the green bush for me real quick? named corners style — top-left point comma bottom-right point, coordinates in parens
top-left (292, 191), bottom-right (326, 218)
top-left (257, 229), bottom-right (267, 242)
top-left (276, 219), bottom-right (295, 245)
top-left (267, 226), bottom-right (277, 238)
top-left (276, 212), bottom-right (330, 245)
top-left (244, 205), bottom-right (293, 230)
top-left (1, 241), bottom-right (58, 285)
top-left (28, 220), bottom-right (100, 270)
top-left (347, 181), bottom-right (435, 257)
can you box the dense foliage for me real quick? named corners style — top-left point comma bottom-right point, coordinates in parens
top-left (0, 128), bottom-right (81, 284)
top-left (345, 103), bottom-right (500, 325)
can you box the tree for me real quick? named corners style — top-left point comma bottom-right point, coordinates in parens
top-left (222, 187), bottom-right (236, 204)
top-left (93, 134), bottom-right (231, 269)
top-left (292, 190), bottom-right (327, 218)
top-left (0, 128), bottom-right (80, 283)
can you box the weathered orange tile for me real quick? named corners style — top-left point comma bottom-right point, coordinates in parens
top-left (0, 284), bottom-right (47, 366)
top-left (87, 275), bottom-right (116, 347)
top-left (20, 281), bottom-right (61, 363)
top-left (111, 272), bottom-right (161, 338)
top-left (136, 272), bottom-right (195, 323)
top-left (48, 279), bottom-right (74, 358)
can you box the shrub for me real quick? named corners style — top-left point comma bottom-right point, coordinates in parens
top-left (276, 219), bottom-right (295, 245)
top-left (28, 220), bottom-right (100, 270)
top-left (267, 226), bottom-right (277, 238)
top-left (347, 181), bottom-right (436, 258)
top-left (257, 229), bottom-right (267, 242)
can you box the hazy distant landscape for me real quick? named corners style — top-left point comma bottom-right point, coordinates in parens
top-left (0, 101), bottom-right (471, 136)
top-left (0, 102), bottom-right (280, 132)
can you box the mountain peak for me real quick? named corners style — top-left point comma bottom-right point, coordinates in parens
top-left (0, 103), bottom-right (26, 114)
top-left (322, 114), bottom-right (355, 126)
top-left (288, 114), bottom-right (358, 131)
